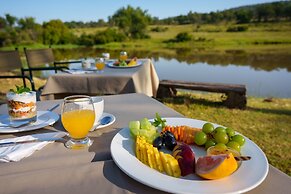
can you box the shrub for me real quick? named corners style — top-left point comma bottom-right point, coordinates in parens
top-left (150, 26), bottom-right (168, 32)
top-left (164, 32), bottom-right (192, 43)
top-left (77, 33), bottom-right (95, 46)
top-left (226, 25), bottom-right (248, 32)
top-left (94, 28), bottom-right (127, 44)
top-left (77, 28), bottom-right (127, 46)
top-left (175, 32), bottom-right (192, 42)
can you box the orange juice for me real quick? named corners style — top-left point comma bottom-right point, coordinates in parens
top-left (119, 51), bottom-right (127, 61)
top-left (61, 109), bottom-right (95, 139)
top-left (95, 62), bottom-right (105, 70)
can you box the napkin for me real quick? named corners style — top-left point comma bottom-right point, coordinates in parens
top-left (0, 132), bottom-right (67, 162)
top-left (62, 69), bottom-right (95, 74)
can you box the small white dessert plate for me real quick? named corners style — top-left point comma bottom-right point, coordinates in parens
top-left (0, 111), bottom-right (59, 133)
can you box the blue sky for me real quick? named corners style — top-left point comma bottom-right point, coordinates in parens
top-left (0, 0), bottom-right (280, 23)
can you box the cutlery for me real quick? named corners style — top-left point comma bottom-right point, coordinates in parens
top-left (99, 116), bottom-right (112, 126)
top-left (0, 120), bottom-right (30, 128)
top-left (0, 137), bottom-right (65, 148)
top-left (91, 116), bottom-right (112, 131)
top-left (48, 104), bottom-right (59, 112)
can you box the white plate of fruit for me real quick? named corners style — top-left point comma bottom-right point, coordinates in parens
top-left (110, 116), bottom-right (268, 194)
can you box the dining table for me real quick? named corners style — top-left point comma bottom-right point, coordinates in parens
top-left (0, 93), bottom-right (290, 194)
top-left (40, 59), bottom-right (159, 100)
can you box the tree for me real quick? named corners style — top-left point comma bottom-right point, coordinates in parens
top-left (18, 17), bottom-right (37, 29)
top-left (5, 14), bottom-right (17, 27)
top-left (109, 5), bottom-right (151, 39)
top-left (235, 10), bottom-right (253, 24)
top-left (96, 19), bottom-right (107, 27)
top-left (0, 17), bottom-right (7, 29)
top-left (283, 4), bottom-right (291, 19)
top-left (256, 4), bottom-right (275, 22)
top-left (42, 19), bottom-right (75, 45)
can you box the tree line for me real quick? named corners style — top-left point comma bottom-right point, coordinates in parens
top-left (158, 1), bottom-right (291, 25)
top-left (0, 1), bottom-right (290, 47)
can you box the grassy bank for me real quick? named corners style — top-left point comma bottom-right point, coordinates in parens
top-left (1, 22), bottom-right (291, 52)
top-left (159, 92), bottom-right (291, 176)
top-left (85, 22), bottom-right (291, 50)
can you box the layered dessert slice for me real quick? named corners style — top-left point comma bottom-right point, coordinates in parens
top-left (6, 91), bottom-right (37, 122)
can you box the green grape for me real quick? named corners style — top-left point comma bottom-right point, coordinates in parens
top-left (129, 121), bottom-right (140, 130)
top-left (227, 141), bottom-right (241, 152)
top-left (205, 139), bottom-right (216, 150)
top-left (232, 134), bottom-right (245, 146)
top-left (214, 126), bottom-right (226, 133)
top-left (194, 131), bottom-right (207, 146)
top-left (214, 143), bottom-right (227, 150)
top-left (140, 118), bottom-right (151, 130)
top-left (202, 123), bottom-right (215, 134)
top-left (214, 131), bottom-right (229, 144)
top-left (225, 127), bottom-right (235, 137)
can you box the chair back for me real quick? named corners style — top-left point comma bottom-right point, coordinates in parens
top-left (0, 50), bottom-right (23, 72)
top-left (0, 49), bottom-right (35, 91)
top-left (24, 48), bottom-right (55, 67)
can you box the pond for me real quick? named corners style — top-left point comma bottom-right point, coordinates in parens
top-left (50, 48), bottom-right (291, 98)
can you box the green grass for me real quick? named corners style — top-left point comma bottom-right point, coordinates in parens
top-left (71, 26), bottom-right (108, 36)
top-left (159, 92), bottom-right (291, 176)
top-left (68, 22), bottom-right (291, 51)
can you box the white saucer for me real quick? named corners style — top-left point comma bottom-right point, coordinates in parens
top-left (91, 112), bottom-right (115, 131)
top-left (0, 111), bottom-right (59, 133)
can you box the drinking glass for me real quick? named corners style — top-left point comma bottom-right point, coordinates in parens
top-left (61, 95), bottom-right (95, 149)
top-left (95, 57), bottom-right (105, 72)
top-left (119, 51), bottom-right (127, 61)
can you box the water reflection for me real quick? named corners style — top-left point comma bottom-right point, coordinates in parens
top-left (51, 48), bottom-right (291, 98)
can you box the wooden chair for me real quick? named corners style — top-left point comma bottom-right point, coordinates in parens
top-left (0, 49), bottom-right (35, 91)
top-left (23, 48), bottom-right (81, 90)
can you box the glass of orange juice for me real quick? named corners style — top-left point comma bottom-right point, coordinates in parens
top-left (119, 51), bottom-right (127, 61)
top-left (95, 58), bottom-right (105, 72)
top-left (61, 95), bottom-right (95, 149)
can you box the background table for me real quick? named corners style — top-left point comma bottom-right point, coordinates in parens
top-left (41, 59), bottom-right (159, 100)
top-left (0, 93), bottom-right (290, 194)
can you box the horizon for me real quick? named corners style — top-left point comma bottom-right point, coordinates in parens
top-left (0, 0), bottom-right (282, 24)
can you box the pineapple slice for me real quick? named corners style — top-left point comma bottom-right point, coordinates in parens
top-left (160, 152), bottom-right (173, 176)
top-left (148, 145), bottom-right (159, 171)
top-left (134, 135), bottom-right (180, 178)
top-left (136, 136), bottom-right (142, 160)
top-left (166, 154), bottom-right (181, 177)
top-left (141, 140), bottom-right (148, 165)
top-left (147, 144), bottom-right (155, 169)
top-left (153, 147), bottom-right (164, 172)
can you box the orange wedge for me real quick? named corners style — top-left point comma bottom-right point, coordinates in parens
top-left (196, 153), bottom-right (238, 180)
